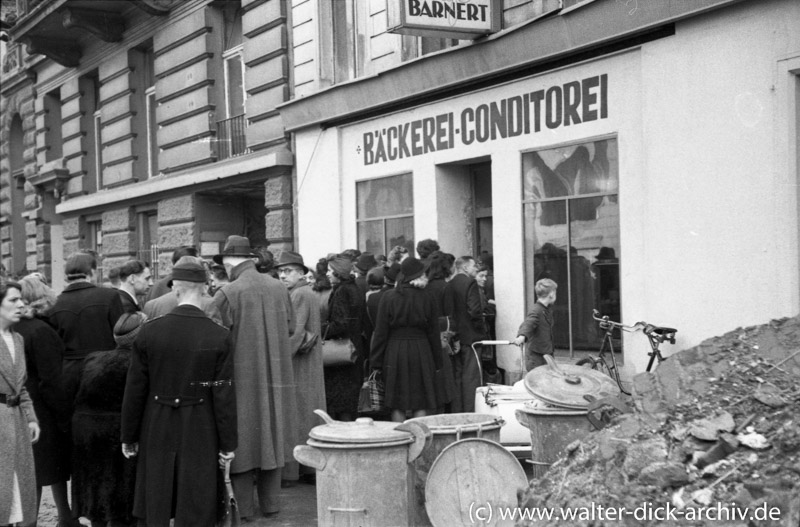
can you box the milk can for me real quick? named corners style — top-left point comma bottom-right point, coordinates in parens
top-left (516, 356), bottom-right (620, 478)
top-left (293, 410), bottom-right (431, 527)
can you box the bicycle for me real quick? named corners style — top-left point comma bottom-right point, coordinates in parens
top-left (576, 309), bottom-right (677, 395)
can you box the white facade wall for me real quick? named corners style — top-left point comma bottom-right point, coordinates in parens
top-left (295, 0), bottom-right (800, 379)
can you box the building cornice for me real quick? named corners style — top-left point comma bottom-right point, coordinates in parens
top-left (55, 146), bottom-right (293, 215)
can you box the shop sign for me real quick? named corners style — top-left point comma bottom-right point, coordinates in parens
top-left (361, 74), bottom-right (608, 166)
top-left (387, 0), bottom-right (501, 40)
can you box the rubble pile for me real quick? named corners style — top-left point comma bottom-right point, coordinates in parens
top-left (518, 316), bottom-right (800, 526)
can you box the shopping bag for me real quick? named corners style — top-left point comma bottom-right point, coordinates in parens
top-left (218, 458), bottom-right (240, 527)
top-left (358, 370), bottom-right (386, 414)
top-left (440, 316), bottom-right (461, 356)
top-left (322, 338), bottom-right (357, 366)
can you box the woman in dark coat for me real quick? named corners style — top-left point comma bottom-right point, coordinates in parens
top-left (72, 312), bottom-right (144, 527)
top-left (17, 275), bottom-right (77, 527)
top-left (323, 257), bottom-right (366, 420)
top-left (371, 258), bottom-right (443, 422)
top-left (424, 253), bottom-right (457, 412)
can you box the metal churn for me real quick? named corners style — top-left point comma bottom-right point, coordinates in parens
top-left (515, 355), bottom-right (620, 478)
top-left (293, 409), bottom-right (431, 527)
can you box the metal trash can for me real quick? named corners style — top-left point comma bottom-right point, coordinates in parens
top-left (516, 355), bottom-right (619, 478)
top-left (405, 413), bottom-right (504, 526)
top-left (293, 410), bottom-right (430, 527)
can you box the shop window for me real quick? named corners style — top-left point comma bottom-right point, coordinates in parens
top-left (357, 173), bottom-right (414, 256)
top-left (522, 137), bottom-right (620, 354)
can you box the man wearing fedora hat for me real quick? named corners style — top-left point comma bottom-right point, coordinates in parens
top-left (121, 260), bottom-right (237, 526)
top-left (275, 251), bottom-right (325, 486)
top-left (211, 235), bottom-right (297, 520)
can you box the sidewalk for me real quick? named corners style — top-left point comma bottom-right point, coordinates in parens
top-left (38, 481), bottom-right (318, 527)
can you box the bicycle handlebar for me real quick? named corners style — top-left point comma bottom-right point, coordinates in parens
top-left (592, 310), bottom-right (677, 344)
top-left (592, 310), bottom-right (641, 332)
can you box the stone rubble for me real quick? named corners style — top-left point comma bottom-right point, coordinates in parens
top-left (517, 316), bottom-right (800, 526)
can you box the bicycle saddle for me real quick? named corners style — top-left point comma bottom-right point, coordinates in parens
top-left (643, 324), bottom-right (677, 344)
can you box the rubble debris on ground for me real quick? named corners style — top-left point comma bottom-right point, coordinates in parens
top-left (517, 316), bottom-right (800, 526)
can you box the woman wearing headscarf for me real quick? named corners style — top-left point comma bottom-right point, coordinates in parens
top-left (322, 257), bottom-right (366, 420)
top-left (1, 281), bottom-right (41, 526)
top-left (17, 274), bottom-right (77, 527)
top-left (71, 312), bottom-right (146, 527)
top-left (370, 258), bottom-right (443, 422)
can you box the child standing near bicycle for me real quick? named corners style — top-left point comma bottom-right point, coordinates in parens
top-left (513, 278), bottom-right (558, 371)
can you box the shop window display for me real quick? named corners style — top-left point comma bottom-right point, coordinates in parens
top-left (522, 137), bottom-right (621, 353)
top-left (357, 173), bottom-right (414, 256)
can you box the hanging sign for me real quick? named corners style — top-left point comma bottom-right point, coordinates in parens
top-left (387, 0), bottom-right (501, 40)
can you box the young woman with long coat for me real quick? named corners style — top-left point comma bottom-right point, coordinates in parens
top-left (370, 258), bottom-right (443, 422)
top-left (0, 281), bottom-right (41, 526)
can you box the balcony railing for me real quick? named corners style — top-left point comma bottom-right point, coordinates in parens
top-left (217, 114), bottom-right (249, 160)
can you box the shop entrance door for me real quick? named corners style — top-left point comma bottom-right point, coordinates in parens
top-left (471, 162), bottom-right (493, 259)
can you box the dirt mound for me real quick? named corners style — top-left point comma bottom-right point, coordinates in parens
top-left (517, 316), bottom-right (800, 526)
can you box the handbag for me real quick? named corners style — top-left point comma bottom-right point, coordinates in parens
top-left (440, 316), bottom-right (461, 356)
top-left (297, 330), bottom-right (319, 355)
top-left (321, 324), bottom-right (357, 366)
top-left (358, 370), bottom-right (386, 414)
top-left (322, 339), bottom-right (357, 366)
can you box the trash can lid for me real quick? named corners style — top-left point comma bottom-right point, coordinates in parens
top-left (425, 438), bottom-right (527, 527)
top-left (309, 417), bottom-right (415, 445)
top-left (523, 356), bottom-right (619, 409)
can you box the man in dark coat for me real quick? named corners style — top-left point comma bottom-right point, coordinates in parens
top-left (513, 278), bottom-right (557, 370)
top-left (117, 260), bottom-right (153, 313)
top-left (443, 256), bottom-right (487, 412)
top-left (121, 261), bottom-right (237, 527)
top-left (49, 252), bottom-right (125, 405)
top-left (211, 235), bottom-right (297, 520)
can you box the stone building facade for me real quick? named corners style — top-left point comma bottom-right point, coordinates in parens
top-left (1, 0), bottom-right (294, 288)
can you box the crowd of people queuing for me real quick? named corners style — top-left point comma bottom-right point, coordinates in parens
top-left (0, 233), bottom-right (524, 527)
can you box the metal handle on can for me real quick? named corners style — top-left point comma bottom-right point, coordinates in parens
top-left (293, 445), bottom-right (327, 471)
top-left (328, 507), bottom-right (367, 514)
top-left (476, 424), bottom-right (483, 438)
top-left (396, 421), bottom-right (432, 463)
top-left (544, 355), bottom-right (581, 385)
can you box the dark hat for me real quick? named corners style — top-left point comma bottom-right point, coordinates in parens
top-left (595, 247), bottom-right (618, 261)
top-left (274, 250), bottom-right (309, 274)
top-left (114, 312), bottom-right (146, 348)
top-left (384, 262), bottom-right (401, 284)
top-left (167, 261), bottom-right (208, 287)
top-left (213, 235), bottom-right (257, 265)
top-left (65, 253), bottom-right (96, 279)
top-left (355, 252), bottom-right (377, 272)
top-left (398, 257), bottom-right (425, 283)
top-left (328, 257), bottom-right (353, 277)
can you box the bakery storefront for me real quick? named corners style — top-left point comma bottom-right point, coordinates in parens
top-left (286, 0), bottom-right (800, 383)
